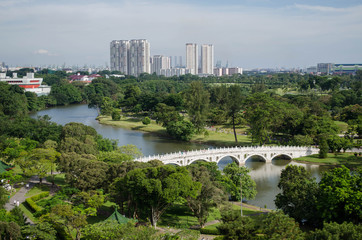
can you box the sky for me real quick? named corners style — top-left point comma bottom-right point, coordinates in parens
top-left (1, 0), bottom-right (362, 69)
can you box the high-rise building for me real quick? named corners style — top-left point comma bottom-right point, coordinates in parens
top-left (186, 43), bottom-right (198, 75)
top-left (151, 55), bottom-right (170, 75)
top-left (110, 39), bottom-right (150, 76)
top-left (201, 44), bottom-right (214, 75)
top-left (110, 40), bottom-right (129, 74)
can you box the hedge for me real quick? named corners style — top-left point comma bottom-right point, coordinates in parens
top-left (200, 228), bottom-right (220, 235)
top-left (25, 191), bottom-right (50, 213)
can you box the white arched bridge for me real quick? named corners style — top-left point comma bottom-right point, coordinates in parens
top-left (135, 146), bottom-right (319, 166)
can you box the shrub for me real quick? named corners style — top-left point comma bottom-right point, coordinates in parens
top-left (200, 228), bottom-right (220, 235)
top-left (142, 117), bottom-right (151, 125)
top-left (111, 110), bottom-right (121, 121)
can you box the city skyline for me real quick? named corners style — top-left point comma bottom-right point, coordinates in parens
top-left (1, 0), bottom-right (362, 69)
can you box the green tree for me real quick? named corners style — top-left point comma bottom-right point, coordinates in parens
top-left (184, 81), bottom-right (210, 133)
top-left (275, 165), bottom-right (320, 226)
top-left (48, 204), bottom-right (91, 240)
top-left (166, 119), bottom-right (195, 141)
top-left (317, 165), bottom-right (362, 223)
top-left (16, 148), bottom-right (60, 184)
top-left (222, 162), bottom-right (257, 202)
top-left (262, 211), bottom-right (305, 240)
top-left (21, 222), bottom-right (57, 240)
top-left (225, 85), bottom-right (245, 142)
top-left (319, 135), bottom-right (329, 158)
top-left (119, 165), bottom-right (201, 227)
top-left (0, 221), bottom-right (22, 240)
top-left (0, 187), bottom-right (8, 209)
top-left (186, 164), bottom-right (226, 228)
top-left (307, 221), bottom-right (362, 240)
top-left (217, 208), bottom-right (256, 240)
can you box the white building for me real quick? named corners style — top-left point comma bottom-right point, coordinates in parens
top-left (228, 67), bottom-right (243, 75)
top-left (201, 44), bottom-right (214, 75)
top-left (0, 72), bottom-right (51, 95)
top-left (151, 55), bottom-right (171, 75)
top-left (110, 39), bottom-right (150, 76)
top-left (110, 40), bottom-right (129, 74)
top-left (186, 43), bottom-right (198, 75)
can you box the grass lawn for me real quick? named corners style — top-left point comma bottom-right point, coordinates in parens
top-left (294, 153), bottom-right (362, 166)
top-left (158, 202), bottom-right (263, 229)
top-left (25, 184), bottom-right (50, 197)
top-left (98, 115), bottom-right (253, 146)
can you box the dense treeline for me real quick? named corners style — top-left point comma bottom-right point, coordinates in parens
top-left (1, 69), bottom-right (361, 150)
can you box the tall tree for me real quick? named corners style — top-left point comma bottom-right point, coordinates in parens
top-left (225, 85), bottom-right (244, 142)
top-left (317, 165), bottom-right (362, 224)
top-left (222, 162), bottom-right (257, 202)
top-left (119, 165), bottom-right (201, 227)
top-left (186, 164), bottom-right (226, 227)
top-left (184, 81), bottom-right (210, 133)
top-left (275, 165), bottom-right (320, 226)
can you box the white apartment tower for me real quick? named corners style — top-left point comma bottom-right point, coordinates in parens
top-left (201, 44), bottom-right (214, 75)
top-left (110, 39), bottom-right (150, 76)
top-left (110, 40), bottom-right (129, 74)
top-left (186, 43), bottom-right (198, 75)
top-left (151, 55), bottom-right (171, 76)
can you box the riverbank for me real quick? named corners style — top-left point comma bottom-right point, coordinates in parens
top-left (294, 152), bottom-right (362, 167)
top-left (97, 115), bottom-right (252, 147)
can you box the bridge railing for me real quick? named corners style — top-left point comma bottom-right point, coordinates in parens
top-left (135, 145), bottom-right (319, 162)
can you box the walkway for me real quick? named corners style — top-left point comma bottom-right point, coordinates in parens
top-left (5, 175), bottom-right (54, 224)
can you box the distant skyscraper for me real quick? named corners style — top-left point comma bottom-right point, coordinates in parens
top-left (110, 40), bottom-right (129, 74)
top-left (201, 44), bottom-right (214, 75)
top-left (186, 43), bottom-right (198, 75)
top-left (110, 39), bottom-right (150, 76)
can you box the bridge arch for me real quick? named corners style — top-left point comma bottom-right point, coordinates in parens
top-left (216, 155), bottom-right (241, 166)
top-left (245, 154), bottom-right (267, 163)
top-left (271, 153), bottom-right (292, 161)
top-left (166, 163), bottom-right (182, 167)
top-left (188, 158), bottom-right (209, 165)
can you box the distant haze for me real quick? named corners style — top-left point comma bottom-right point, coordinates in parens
top-left (1, 0), bottom-right (361, 69)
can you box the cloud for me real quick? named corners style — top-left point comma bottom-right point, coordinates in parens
top-left (1, 1), bottom-right (362, 68)
top-left (33, 49), bottom-right (58, 56)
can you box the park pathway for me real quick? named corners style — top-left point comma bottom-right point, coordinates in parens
top-left (4, 175), bottom-right (54, 224)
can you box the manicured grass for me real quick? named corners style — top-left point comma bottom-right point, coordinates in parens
top-left (25, 184), bottom-right (50, 197)
top-left (294, 153), bottom-right (362, 166)
top-left (97, 115), bottom-right (168, 136)
top-left (334, 121), bottom-right (348, 133)
top-left (159, 203), bottom-right (199, 228)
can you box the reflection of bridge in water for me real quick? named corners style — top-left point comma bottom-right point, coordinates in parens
top-left (135, 146), bottom-right (319, 166)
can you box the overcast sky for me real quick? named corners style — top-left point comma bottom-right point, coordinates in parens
top-left (1, 0), bottom-right (362, 69)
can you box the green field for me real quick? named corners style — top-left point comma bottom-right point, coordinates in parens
top-left (294, 153), bottom-right (362, 166)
